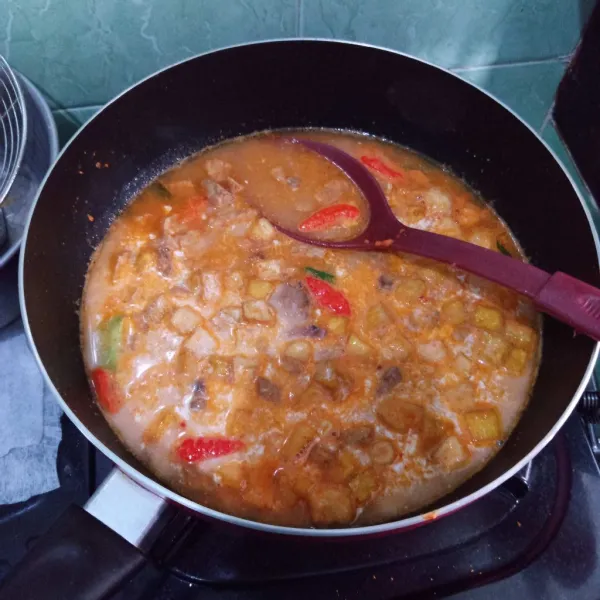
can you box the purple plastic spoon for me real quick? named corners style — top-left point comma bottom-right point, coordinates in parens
top-left (276, 138), bottom-right (600, 342)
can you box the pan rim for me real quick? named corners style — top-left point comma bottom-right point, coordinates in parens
top-left (18, 38), bottom-right (600, 537)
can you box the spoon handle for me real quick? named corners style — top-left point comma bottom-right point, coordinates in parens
top-left (389, 229), bottom-right (600, 341)
top-left (534, 272), bottom-right (600, 341)
top-left (394, 227), bottom-right (550, 295)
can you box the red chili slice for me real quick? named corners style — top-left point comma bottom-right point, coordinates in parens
top-left (360, 156), bottom-right (403, 179)
top-left (176, 436), bottom-right (246, 463)
top-left (305, 276), bottom-right (351, 316)
top-left (298, 204), bottom-right (360, 232)
top-left (91, 368), bottom-right (122, 414)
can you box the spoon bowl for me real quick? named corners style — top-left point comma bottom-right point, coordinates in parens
top-left (275, 138), bottom-right (600, 342)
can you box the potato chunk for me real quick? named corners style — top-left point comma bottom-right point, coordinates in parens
top-left (256, 259), bottom-right (282, 281)
top-left (165, 178), bottom-right (196, 196)
top-left (435, 217), bottom-right (462, 238)
top-left (441, 299), bottom-right (466, 325)
top-left (210, 356), bottom-right (233, 381)
top-left (434, 436), bottom-right (467, 470)
top-left (366, 303), bottom-right (392, 331)
top-left (218, 461), bottom-right (243, 487)
top-left (456, 205), bottom-right (481, 228)
top-left (202, 272), bottom-right (222, 302)
top-left (384, 334), bottom-right (412, 361)
top-left (424, 188), bottom-right (452, 216)
top-left (347, 335), bottom-right (372, 356)
top-left (135, 248), bottom-right (158, 272)
top-left (285, 340), bottom-right (313, 361)
top-left (455, 354), bottom-right (472, 374)
top-left (410, 308), bottom-right (439, 329)
top-left (250, 217), bottom-right (275, 241)
top-left (442, 383), bottom-right (476, 412)
top-left (314, 362), bottom-right (337, 388)
top-left (505, 320), bottom-right (536, 349)
top-left (184, 327), bottom-right (217, 358)
top-left (205, 158), bottom-right (231, 180)
top-left (112, 251), bottom-right (135, 282)
top-left (243, 300), bottom-right (273, 322)
top-left (465, 409), bottom-right (501, 443)
top-left (349, 469), bottom-right (379, 503)
top-left (310, 364), bottom-right (351, 403)
top-left (421, 413), bottom-right (451, 451)
top-left (469, 229), bottom-right (495, 249)
top-left (328, 450), bottom-right (358, 483)
top-left (480, 332), bottom-right (509, 365)
top-left (327, 316), bottom-right (348, 335)
top-left (307, 484), bottom-right (355, 525)
top-left (187, 271), bottom-right (203, 293)
top-left (142, 408), bottom-right (179, 445)
top-left (248, 280), bottom-right (274, 299)
top-left (417, 340), bottom-right (446, 363)
top-left (504, 347), bottom-right (529, 375)
top-left (377, 398), bottom-right (424, 433)
top-left (395, 278), bottom-right (426, 304)
top-left (474, 305), bottom-right (503, 332)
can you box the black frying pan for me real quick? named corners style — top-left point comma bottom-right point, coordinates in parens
top-left (4, 40), bottom-right (599, 599)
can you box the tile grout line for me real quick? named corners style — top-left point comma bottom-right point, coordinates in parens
top-left (452, 54), bottom-right (572, 73)
top-left (539, 105), bottom-right (555, 136)
top-left (52, 104), bottom-right (104, 114)
top-left (539, 50), bottom-right (575, 135)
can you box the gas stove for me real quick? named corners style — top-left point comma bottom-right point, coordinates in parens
top-left (1, 254), bottom-right (600, 599)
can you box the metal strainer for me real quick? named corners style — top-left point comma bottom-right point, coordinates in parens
top-left (0, 55), bottom-right (27, 209)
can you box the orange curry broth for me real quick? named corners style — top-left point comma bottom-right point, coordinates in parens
top-left (81, 130), bottom-right (540, 528)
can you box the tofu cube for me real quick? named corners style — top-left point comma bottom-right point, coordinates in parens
top-left (171, 307), bottom-right (201, 334)
top-left (184, 326), bottom-right (217, 358)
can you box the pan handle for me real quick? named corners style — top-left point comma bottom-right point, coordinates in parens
top-left (0, 469), bottom-right (167, 600)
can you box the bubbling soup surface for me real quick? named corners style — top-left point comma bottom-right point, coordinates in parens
top-left (82, 130), bottom-right (540, 527)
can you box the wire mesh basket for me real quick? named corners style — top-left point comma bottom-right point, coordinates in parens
top-left (0, 55), bottom-right (27, 209)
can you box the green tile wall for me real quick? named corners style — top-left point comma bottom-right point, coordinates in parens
top-left (0, 0), bottom-right (593, 132)
top-left (0, 1), bottom-right (594, 115)
top-left (1, 0), bottom-right (297, 110)
top-left (455, 61), bottom-right (568, 131)
top-left (302, 0), bottom-right (592, 68)
top-left (1, 0), bottom-right (596, 207)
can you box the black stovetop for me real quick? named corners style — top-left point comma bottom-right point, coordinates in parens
top-left (2, 403), bottom-right (600, 599)
top-left (2, 253), bottom-right (600, 599)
